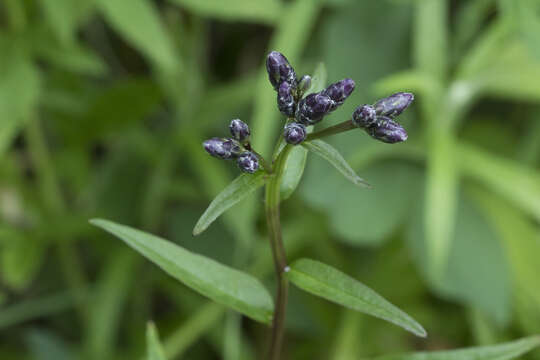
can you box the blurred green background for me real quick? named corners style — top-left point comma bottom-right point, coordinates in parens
top-left (1, 0), bottom-right (540, 359)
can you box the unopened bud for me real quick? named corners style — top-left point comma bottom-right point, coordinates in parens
top-left (366, 117), bottom-right (408, 144)
top-left (237, 152), bottom-right (259, 173)
top-left (266, 51), bottom-right (297, 90)
top-left (374, 92), bottom-right (414, 118)
top-left (283, 122), bottom-right (307, 145)
top-left (296, 92), bottom-right (334, 125)
top-left (277, 82), bottom-right (296, 117)
top-left (229, 119), bottom-right (250, 142)
top-left (352, 105), bottom-right (377, 128)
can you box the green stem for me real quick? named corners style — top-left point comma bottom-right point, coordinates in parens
top-left (307, 119), bottom-right (356, 141)
top-left (265, 145), bottom-right (293, 360)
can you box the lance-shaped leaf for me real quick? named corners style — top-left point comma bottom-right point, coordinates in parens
top-left (367, 336), bottom-right (540, 360)
top-left (280, 145), bottom-right (308, 200)
top-left (286, 259), bottom-right (426, 337)
top-left (90, 219), bottom-right (273, 324)
top-left (193, 172), bottom-right (267, 236)
top-left (147, 322), bottom-right (166, 360)
top-left (302, 140), bottom-right (370, 188)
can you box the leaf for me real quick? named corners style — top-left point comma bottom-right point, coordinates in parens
top-left (85, 250), bottom-right (137, 360)
top-left (287, 258), bottom-right (427, 337)
top-left (0, 46), bottom-right (41, 157)
top-left (36, 44), bottom-right (107, 76)
top-left (407, 190), bottom-right (510, 324)
top-left (424, 130), bottom-right (459, 282)
top-left (413, 0), bottom-right (448, 81)
top-left (38, 0), bottom-right (91, 45)
top-left (96, 0), bottom-right (179, 72)
top-left (167, 0), bottom-right (282, 25)
top-left (302, 162), bottom-right (422, 246)
top-left (90, 219), bottom-right (274, 323)
top-left (367, 336), bottom-right (540, 360)
top-left (193, 172), bottom-right (267, 236)
top-left (458, 142), bottom-right (540, 221)
top-left (302, 139), bottom-right (370, 188)
top-left (147, 322), bottom-right (167, 360)
top-left (280, 145), bottom-right (308, 200)
top-left (305, 62), bottom-right (327, 96)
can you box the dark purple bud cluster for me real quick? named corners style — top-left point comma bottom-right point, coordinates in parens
top-left (203, 119), bottom-right (260, 173)
top-left (283, 122), bottom-right (307, 145)
top-left (295, 78), bottom-right (355, 125)
top-left (352, 92), bottom-right (413, 144)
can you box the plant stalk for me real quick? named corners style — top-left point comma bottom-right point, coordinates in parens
top-left (307, 119), bottom-right (356, 141)
top-left (265, 145), bottom-right (293, 360)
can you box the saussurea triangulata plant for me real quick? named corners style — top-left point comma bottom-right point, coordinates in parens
top-left (91, 51), bottom-right (427, 359)
top-left (201, 51), bottom-right (416, 359)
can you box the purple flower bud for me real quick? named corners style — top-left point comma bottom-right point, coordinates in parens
top-left (203, 138), bottom-right (242, 159)
top-left (296, 92), bottom-right (334, 125)
top-left (366, 117), bottom-right (408, 144)
top-left (229, 119), bottom-right (250, 142)
top-left (297, 75), bottom-right (312, 95)
top-left (283, 122), bottom-right (307, 145)
top-left (277, 82), bottom-right (296, 117)
top-left (374, 92), bottom-right (414, 118)
top-left (352, 105), bottom-right (377, 128)
top-left (237, 152), bottom-right (259, 173)
top-left (324, 78), bottom-right (355, 110)
top-left (266, 51), bottom-right (297, 90)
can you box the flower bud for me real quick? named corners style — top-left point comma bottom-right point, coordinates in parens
top-left (203, 138), bottom-right (242, 159)
top-left (296, 92), bottom-right (334, 125)
top-left (283, 122), bottom-right (307, 145)
top-left (366, 117), bottom-right (408, 144)
top-left (229, 119), bottom-right (250, 142)
top-left (297, 75), bottom-right (312, 95)
top-left (352, 105), bottom-right (377, 128)
top-left (374, 92), bottom-right (414, 118)
top-left (237, 152), bottom-right (259, 173)
top-left (324, 78), bottom-right (355, 110)
top-left (277, 82), bottom-right (296, 117)
top-left (266, 51), bottom-right (297, 90)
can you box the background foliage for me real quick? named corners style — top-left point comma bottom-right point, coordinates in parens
top-left (1, 0), bottom-right (540, 359)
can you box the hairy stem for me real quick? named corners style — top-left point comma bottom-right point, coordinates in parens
top-left (307, 119), bottom-right (356, 141)
top-left (265, 145), bottom-right (293, 360)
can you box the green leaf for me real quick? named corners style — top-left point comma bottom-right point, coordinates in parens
top-left (147, 322), bottom-right (167, 360)
top-left (305, 62), bottom-right (327, 96)
top-left (458, 143), bottom-right (540, 222)
top-left (302, 162), bottom-right (422, 246)
top-left (90, 219), bottom-right (274, 323)
top-left (0, 47), bottom-right (41, 157)
top-left (193, 172), bottom-right (267, 236)
top-left (424, 130), bottom-right (459, 282)
top-left (280, 145), bottom-right (308, 200)
top-left (96, 0), bottom-right (179, 72)
top-left (407, 190), bottom-right (510, 324)
top-left (38, 0), bottom-right (92, 45)
top-left (167, 0), bottom-right (282, 25)
top-left (413, 0), bottom-right (448, 81)
top-left (287, 258), bottom-right (427, 337)
top-left (367, 336), bottom-right (540, 360)
top-left (302, 139), bottom-right (370, 188)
